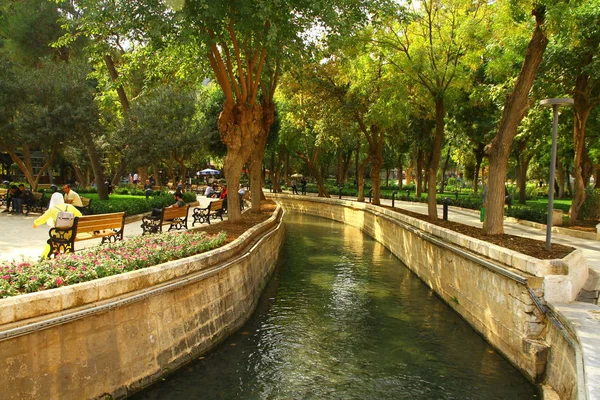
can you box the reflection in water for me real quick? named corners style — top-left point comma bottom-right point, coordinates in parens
top-left (132, 213), bottom-right (538, 400)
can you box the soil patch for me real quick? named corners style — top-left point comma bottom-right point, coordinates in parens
top-left (381, 206), bottom-right (573, 260)
top-left (202, 201), bottom-right (574, 261)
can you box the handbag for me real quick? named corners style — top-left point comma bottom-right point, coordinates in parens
top-left (55, 206), bottom-right (75, 229)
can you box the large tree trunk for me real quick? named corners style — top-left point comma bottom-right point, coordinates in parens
top-left (249, 96), bottom-right (275, 210)
top-left (73, 165), bottom-right (86, 187)
top-left (219, 101), bottom-right (263, 222)
top-left (341, 149), bottom-right (352, 184)
top-left (357, 157), bottom-right (368, 202)
top-left (556, 158), bottom-right (565, 199)
top-left (406, 155), bottom-right (414, 186)
top-left (298, 149), bottom-right (329, 197)
top-left (440, 143), bottom-right (451, 194)
top-left (84, 132), bottom-right (108, 200)
top-left (483, 12), bottom-right (548, 235)
top-left (397, 153), bottom-right (403, 187)
top-left (336, 148), bottom-right (344, 185)
top-left (112, 159), bottom-right (127, 188)
top-left (427, 97), bottom-right (445, 219)
top-left (515, 140), bottom-right (531, 204)
top-left (8, 145), bottom-right (54, 192)
top-left (569, 73), bottom-right (594, 224)
top-left (369, 126), bottom-right (384, 206)
top-left (416, 149), bottom-right (423, 198)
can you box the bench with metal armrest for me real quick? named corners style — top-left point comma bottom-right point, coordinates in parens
top-left (47, 212), bottom-right (126, 258)
top-left (192, 200), bottom-right (224, 226)
top-left (141, 205), bottom-right (190, 234)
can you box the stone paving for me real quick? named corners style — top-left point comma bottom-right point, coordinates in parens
top-left (0, 195), bottom-right (216, 262)
top-left (0, 191), bottom-right (598, 398)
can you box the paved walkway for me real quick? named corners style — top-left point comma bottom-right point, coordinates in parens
top-left (0, 196), bottom-right (216, 263)
top-left (1, 192), bottom-right (598, 398)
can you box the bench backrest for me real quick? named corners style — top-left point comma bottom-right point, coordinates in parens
top-left (75, 212), bottom-right (126, 234)
top-left (162, 205), bottom-right (189, 221)
top-left (210, 200), bottom-right (223, 211)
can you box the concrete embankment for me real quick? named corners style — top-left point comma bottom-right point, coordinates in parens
top-left (269, 193), bottom-right (588, 400)
top-left (0, 205), bottom-right (284, 399)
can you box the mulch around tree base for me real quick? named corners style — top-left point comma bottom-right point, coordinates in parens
top-left (381, 206), bottom-right (574, 260)
top-left (198, 201), bottom-right (573, 261)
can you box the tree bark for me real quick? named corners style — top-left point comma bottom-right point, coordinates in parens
top-left (483, 12), bottom-right (548, 235)
top-left (569, 72), bottom-right (595, 224)
top-left (427, 97), bottom-right (445, 219)
top-left (357, 156), bottom-right (368, 202)
top-left (416, 149), bottom-right (423, 198)
top-left (7, 145), bottom-right (54, 192)
top-left (219, 101), bottom-right (263, 221)
top-left (514, 140), bottom-right (531, 204)
top-left (556, 158), bottom-right (565, 199)
top-left (440, 143), bottom-right (451, 194)
top-left (397, 153), bottom-right (403, 188)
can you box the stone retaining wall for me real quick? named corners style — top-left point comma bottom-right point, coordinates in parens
top-left (0, 206), bottom-right (284, 399)
top-left (270, 194), bottom-right (585, 399)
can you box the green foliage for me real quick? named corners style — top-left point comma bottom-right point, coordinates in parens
top-left (505, 206), bottom-right (547, 224)
top-left (89, 194), bottom-right (175, 215)
top-left (579, 188), bottom-right (600, 221)
top-left (182, 192), bottom-right (196, 203)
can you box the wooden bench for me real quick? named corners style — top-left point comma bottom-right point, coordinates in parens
top-left (192, 200), bottom-right (224, 226)
top-left (141, 205), bottom-right (190, 234)
top-left (79, 197), bottom-right (92, 215)
top-left (47, 212), bottom-right (126, 257)
top-left (24, 192), bottom-right (48, 215)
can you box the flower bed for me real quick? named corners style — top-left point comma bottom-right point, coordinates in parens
top-left (0, 231), bottom-right (227, 298)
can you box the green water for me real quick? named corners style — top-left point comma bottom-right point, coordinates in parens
top-left (132, 213), bottom-right (538, 399)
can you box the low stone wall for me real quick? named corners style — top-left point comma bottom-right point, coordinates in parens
top-left (269, 194), bottom-right (586, 399)
top-left (0, 205), bottom-right (284, 400)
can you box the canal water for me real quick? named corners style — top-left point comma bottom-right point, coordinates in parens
top-left (132, 213), bottom-right (538, 399)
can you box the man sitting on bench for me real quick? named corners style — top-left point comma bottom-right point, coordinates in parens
top-left (150, 192), bottom-right (186, 219)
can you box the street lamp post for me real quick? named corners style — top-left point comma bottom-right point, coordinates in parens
top-left (539, 98), bottom-right (574, 250)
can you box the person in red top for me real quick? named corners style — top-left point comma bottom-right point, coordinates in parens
top-left (219, 184), bottom-right (228, 211)
top-left (219, 184), bottom-right (228, 200)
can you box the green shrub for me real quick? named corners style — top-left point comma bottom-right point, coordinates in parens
top-left (89, 194), bottom-right (175, 215)
top-left (505, 206), bottom-right (546, 223)
top-left (182, 192), bottom-right (197, 203)
top-left (579, 188), bottom-right (600, 221)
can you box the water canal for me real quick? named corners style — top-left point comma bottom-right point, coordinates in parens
top-left (132, 213), bottom-right (538, 399)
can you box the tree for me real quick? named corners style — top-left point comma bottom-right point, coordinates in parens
top-left (543, 0), bottom-right (600, 223)
top-left (378, 0), bottom-right (489, 219)
top-left (483, 4), bottom-right (549, 235)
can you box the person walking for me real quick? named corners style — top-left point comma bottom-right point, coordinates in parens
top-left (301, 178), bottom-right (307, 195)
top-left (291, 178), bottom-right (299, 195)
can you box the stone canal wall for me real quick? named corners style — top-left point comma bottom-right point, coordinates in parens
top-left (270, 194), bottom-right (586, 400)
top-left (0, 206), bottom-right (284, 400)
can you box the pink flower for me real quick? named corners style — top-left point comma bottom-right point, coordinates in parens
top-left (56, 277), bottom-right (64, 285)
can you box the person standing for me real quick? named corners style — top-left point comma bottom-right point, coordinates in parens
top-left (301, 178), bottom-right (307, 195)
top-left (291, 178), bottom-right (299, 195)
top-left (63, 184), bottom-right (83, 209)
top-left (144, 179), bottom-right (153, 199)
